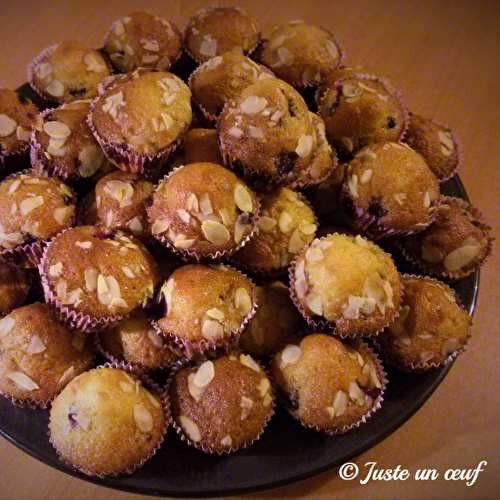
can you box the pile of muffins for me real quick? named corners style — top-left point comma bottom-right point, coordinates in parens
top-left (0, 5), bottom-right (493, 478)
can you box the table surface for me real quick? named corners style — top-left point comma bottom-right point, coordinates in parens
top-left (1, 1), bottom-right (499, 499)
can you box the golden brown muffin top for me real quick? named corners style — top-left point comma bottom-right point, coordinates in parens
top-left (270, 334), bottom-right (382, 430)
top-left (40, 225), bottom-right (161, 319)
top-left (261, 21), bottom-right (342, 88)
top-left (0, 171), bottom-right (76, 249)
top-left (0, 302), bottom-right (94, 403)
top-left (184, 6), bottom-right (261, 63)
top-left (28, 41), bottom-right (111, 104)
top-left (104, 11), bottom-right (182, 73)
top-left (379, 276), bottom-right (471, 368)
top-left (169, 351), bottom-right (273, 452)
top-left (292, 233), bottom-right (402, 337)
top-left (49, 366), bottom-right (165, 475)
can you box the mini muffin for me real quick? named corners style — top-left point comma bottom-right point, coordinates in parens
top-left (30, 100), bottom-right (109, 182)
top-left (238, 280), bottom-right (305, 359)
top-left (49, 365), bottom-right (166, 476)
top-left (0, 171), bottom-right (76, 267)
top-left (0, 260), bottom-right (30, 316)
top-left (218, 78), bottom-right (317, 187)
top-left (98, 309), bottom-right (181, 370)
top-left (0, 302), bottom-right (94, 408)
top-left (396, 196), bottom-right (493, 280)
top-left (184, 6), bottom-right (261, 64)
top-left (289, 112), bottom-right (339, 189)
top-left (188, 52), bottom-right (275, 121)
top-left (260, 21), bottom-right (343, 89)
top-left (339, 142), bottom-right (440, 239)
top-left (168, 351), bottom-right (274, 453)
top-left (147, 162), bottom-right (259, 260)
top-left (79, 170), bottom-right (155, 242)
top-left (38, 225), bottom-right (161, 332)
top-left (88, 70), bottom-right (192, 175)
top-left (231, 187), bottom-right (317, 273)
top-left (376, 275), bottom-right (472, 371)
top-left (290, 233), bottom-right (402, 337)
top-left (27, 41), bottom-right (111, 105)
top-left (270, 333), bottom-right (385, 434)
top-left (403, 113), bottom-right (462, 183)
top-left (155, 263), bottom-right (256, 358)
top-left (179, 128), bottom-right (224, 166)
top-left (0, 88), bottom-right (38, 172)
top-left (104, 11), bottom-right (182, 73)
top-left (317, 74), bottom-right (409, 157)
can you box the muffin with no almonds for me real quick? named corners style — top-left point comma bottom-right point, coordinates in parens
top-left (0, 302), bottom-right (94, 408)
top-left (168, 351), bottom-right (274, 453)
top-left (104, 11), bottom-right (182, 73)
top-left (270, 333), bottom-right (385, 433)
top-left (49, 365), bottom-right (166, 476)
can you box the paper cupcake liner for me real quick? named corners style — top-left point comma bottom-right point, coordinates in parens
top-left (148, 165), bottom-right (261, 263)
top-left (372, 274), bottom-right (473, 373)
top-left (395, 196), bottom-right (494, 282)
top-left (27, 44), bottom-right (62, 105)
top-left (166, 354), bottom-right (275, 454)
top-left (48, 361), bottom-right (169, 478)
top-left (0, 142), bottom-right (31, 176)
top-left (183, 5), bottom-right (261, 65)
top-left (0, 388), bottom-right (52, 410)
top-left (288, 233), bottom-right (403, 338)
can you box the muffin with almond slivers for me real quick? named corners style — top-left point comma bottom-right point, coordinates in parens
top-left (0, 302), bottom-right (94, 408)
top-left (168, 351), bottom-right (274, 453)
top-left (104, 11), bottom-right (182, 73)
top-left (49, 365), bottom-right (167, 477)
top-left (38, 225), bottom-right (161, 332)
top-left (289, 233), bottom-right (402, 337)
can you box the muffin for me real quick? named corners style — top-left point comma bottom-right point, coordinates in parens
top-left (79, 170), bottom-right (155, 242)
top-left (230, 186), bottom-right (317, 273)
top-left (155, 263), bottom-right (256, 358)
top-left (317, 74), bottom-right (409, 157)
top-left (188, 52), bottom-right (275, 122)
top-left (38, 225), bottom-right (161, 332)
top-left (30, 100), bottom-right (109, 182)
top-left (88, 70), bottom-right (192, 175)
top-left (396, 196), bottom-right (493, 280)
top-left (270, 333), bottom-right (385, 434)
top-left (403, 113), bottom-right (462, 182)
top-left (27, 41), bottom-right (111, 105)
top-left (49, 365), bottom-right (166, 476)
top-left (147, 162), bottom-right (259, 261)
top-left (104, 11), bottom-right (182, 73)
top-left (0, 260), bottom-right (30, 316)
top-left (0, 88), bottom-right (38, 173)
top-left (290, 233), bottom-right (402, 337)
top-left (168, 351), bottom-right (274, 453)
top-left (98, 309), bottom-right (181, 371)
top-left (376, 275), bottom-right (472, 371)
top-left (0, 302), bottom-right (94, 408)
top-left (0, 171), bottom-right (76, 267)
top-left (178, 128), bottom-right (224, 166)
top-left (339, 141), bottom-right (440, 239)
top-left (218, 78), bottom-right (318, 187)
top-left (260, 21), bottom-right (343, 89)
top-left (184, 6), bottom-right (261, 64)
top-left (238, 279), bottom-right (305, 359)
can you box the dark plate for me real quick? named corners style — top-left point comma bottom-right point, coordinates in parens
top-left (0, 85), bottom-right (479, 498)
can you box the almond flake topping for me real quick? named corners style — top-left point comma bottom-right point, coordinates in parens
top-left (102, 91), bottom-right (124, 118)
top-left (280, 344), bottom-right (301, 367)
top-left (348, 381), bottom-right (366, 405)
top-left (0, 316), bottom-right (15, 338)
top-left (295, 134), bottom-right (314, 158)
top-left (234, 184), bottom-right (253, 212)
top-left (328, 390), bottom-right (348, 418)
top-left (141, 38), bottom-right (160, 51)
top-left (200, 35), bottom-right (218, 57)
top-left (239, 353), bottom-right (261, 372)
top-left (54, 206), bottom-right (72, 225)
top-left (16, 126), bottom-right (31, 142)
top-left (83, 52), bottom-right (107, 73)
top-left (256, 216), bottom-right (277, 232)
top-left (56, 366), bottom-right (75, 391)
top-left (240, 95), bottom-right (268, 114)
top-left (20, 196), bottom-right (44, 215)
top-left (6, 371), bottom-right (39, 391)
top-left (234, 287), bottom-right (252, 316)
top-left (49, 261), bottom-right (63, 277)
top-left (201, 319), bottom-right (224, 339)
top-left (0, 114), bottom-right (17, 137)
top-left (46, 79), bottom-right (65, 97)
top-left (179, 415), bottom-right (201, 442)
top-left (443, 244), bottom-right (480, 270)
top-left (134, 404), bottom-right (154, 432)
top-left (202, 220), bottom-right (230, 245)
top-left (27, 335), bottom-right (46, 355)
top-left (240, 396), bottom-right (254, 420)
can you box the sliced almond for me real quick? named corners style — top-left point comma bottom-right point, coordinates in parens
top-left (27, 335), bottom-right (46, 355)
top-left (201, 220), bottom-right (230, 245)
top-left (43, 121), bottom-right (71, 139)
top-left (178, 415), bottom-right (201, 442)
top-left (234, 287), bottom-right (252, 315)
top-left (192, 360), bottom-right (215, 388)
top-left (6, 371), bottom-right (39, 391)
top-left (443, 245), bottom-right (480, 271)
top-left (280, 344), bottom-right (301, 367)
top-left (0, 316), bottom-right (16, 338)
top-left (20, 196), bottom-right (44, 215)
top-left (0, 114), bottom-right (17, 137)
top-left (133, 404), bottom-right (154, 432)
top-left (201, 319), bottom-right (224, 339)
top-left (234, 184), bottom-right (253, 213)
